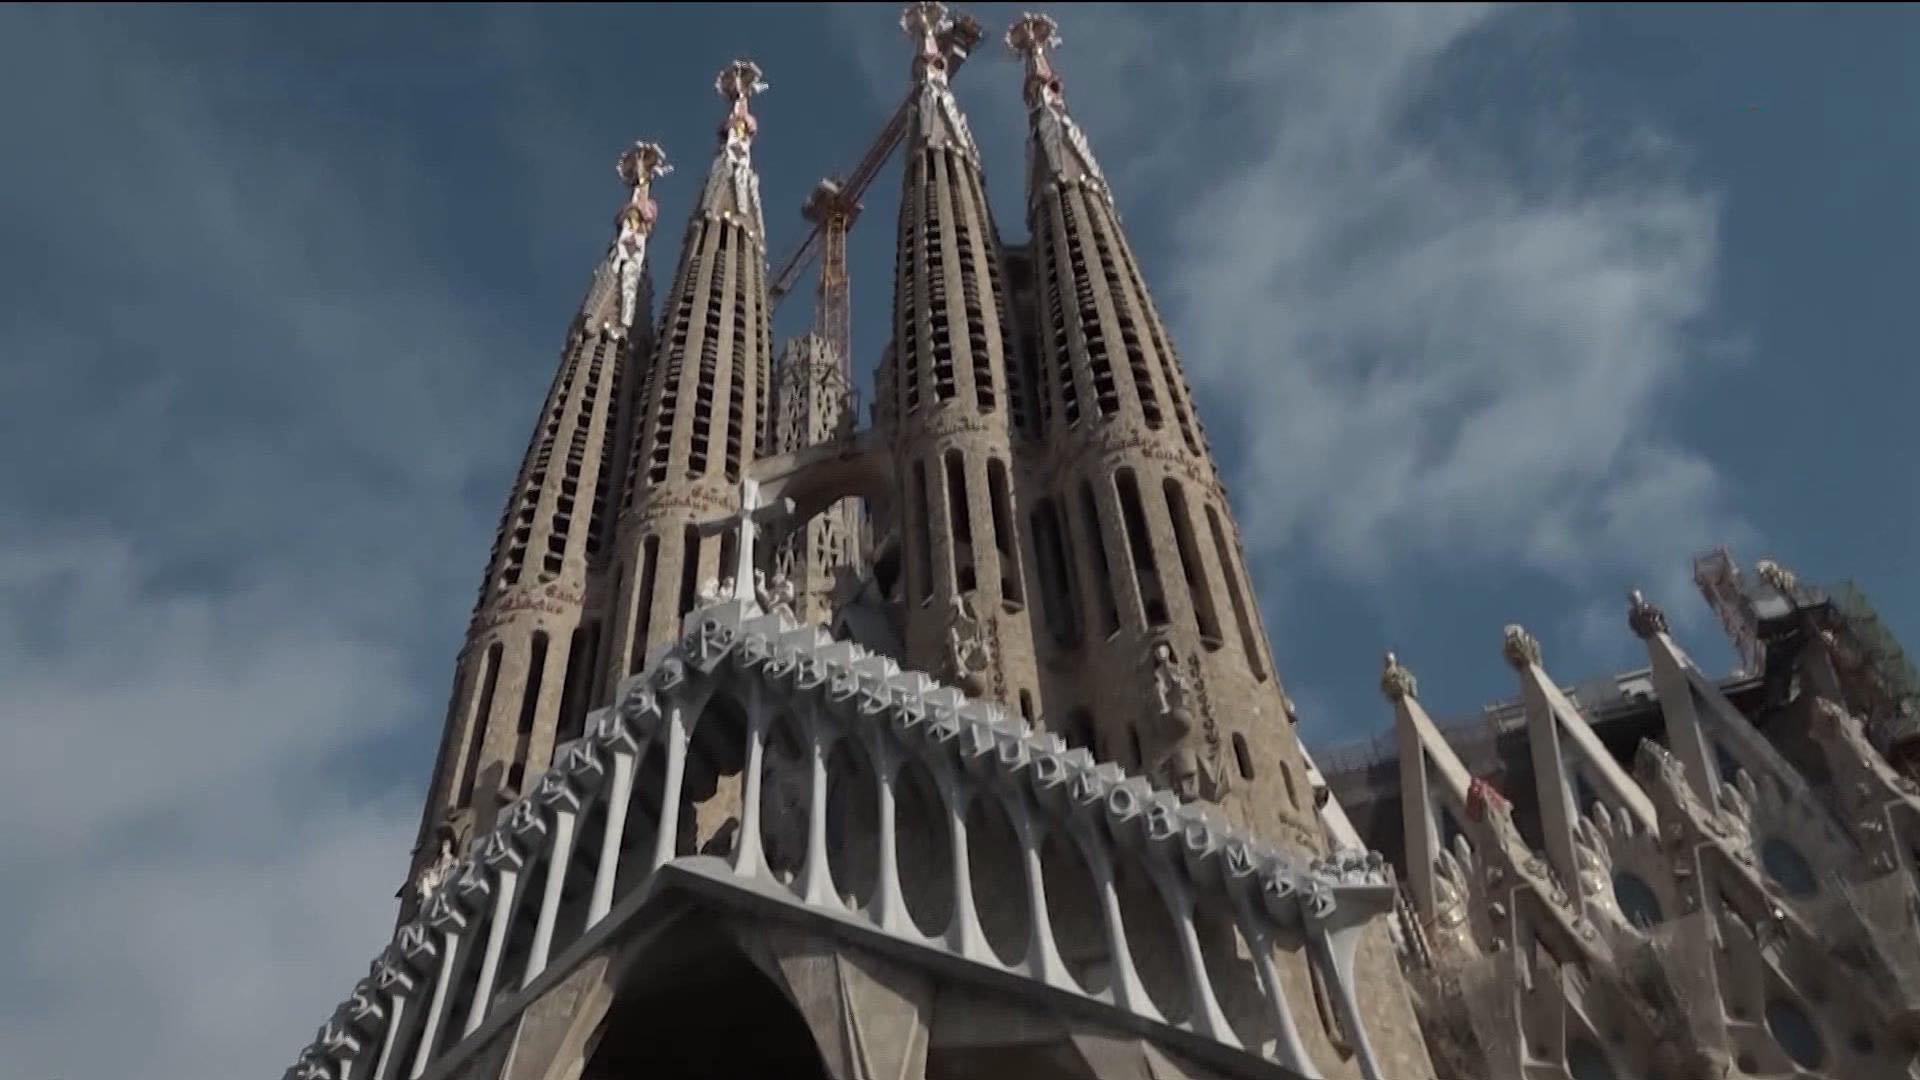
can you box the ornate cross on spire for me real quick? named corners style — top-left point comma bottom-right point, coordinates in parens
top-left (715, 59), bottom-right (768, 148)
top-left (608, 140), bottom-right (670, 335)
top-left (694, 477), bottom-right (797, 605)
top-left (902, 2), bottom-right (951, 84)
top-left (1005, 11), bottom-right (1063, 107)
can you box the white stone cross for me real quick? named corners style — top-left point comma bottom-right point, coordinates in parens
top-left (695, 477), bottom-right (796, 604)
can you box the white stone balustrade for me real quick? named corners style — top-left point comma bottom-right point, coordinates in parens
top-left (282, 598), bottom-right (1400, 1080)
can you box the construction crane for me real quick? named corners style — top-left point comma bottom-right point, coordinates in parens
top-left (767, 8), bottom-right (984, 379)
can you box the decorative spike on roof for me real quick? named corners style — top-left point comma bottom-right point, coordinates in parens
top-left (1006, 11), bottom-right (1108, 198)
top-left (1380, 651), bottom-right (1418, 702)
top-left (698, 59), bottom-right (768, 242)
top-left (607, 140), bottom-right (670, 336)
top-left (901, 2), bottom-right (980, 161)
top-left (1626, 588), bottom-right (1669, 640)
top-left (1502, 623), bottom-right (1542, 670)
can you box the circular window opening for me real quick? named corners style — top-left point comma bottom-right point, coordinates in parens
top-left (1766, 997), bottom-right (1826, 1069)
top-left (1760, 836), bottom-right (1820, 898)
top-left (1613, 870), bottom-right (1664, 928)
top-left (1566, 1037), bottom-right (1618, 1080)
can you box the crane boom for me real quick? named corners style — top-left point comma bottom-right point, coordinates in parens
top-left (765, 10), bottom-right (983, 310)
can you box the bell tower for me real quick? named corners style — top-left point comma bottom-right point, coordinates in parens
top-left (402, 139), bottom-right (668, 911)
top-left (601, 61), bottom-right (777, 693)
top-left (883, 2), bottom-right (1043, 722)
top-left (1007, 13), bottom-right (1316, 851)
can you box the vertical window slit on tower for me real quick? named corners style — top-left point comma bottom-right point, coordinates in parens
top-left (517, 631), bottom-right (550, 736)
top-left (944, 449), bottom-right (976, 596)
top-left (630, 537), bottom-right (659, 676)
top-left (1060, 189), bottom-right (1118, 419)
top-left (753, 257), bottom-right (771, 460)
top-left (1164, 479), bottom-right (1222, 646)
top-left (457, 641), bottom-right (505, 807)
top-left (600, 561), bottom-right (624, 690)
top-left (1114, 468), bottom-right (1168, 627)
top-left (911, 459), bottom-right (933, 606)
top-left (726, 228), bottom-right (748, 483)
top-left (1207, 505), bottom-right (1267, 681)
top-left (986, 458), bottom-right (1022, 607)
top-left (947, 160), bottom-right (994, 414)
top-left (645, 246), bottom-right (700, 488)
top-left (676, 525), bottom-right (703, 620)
top-left (1043, 199), bottom-right (1078, 427)
top-left (588, 346), bottom-right (623, 558)
top-left (1085, 202), bottom-right (1161, 429)
top-left (1232, 732), bottom-right (1254, 780)
top-left (1123, 246), bottom-right (1203, 457)
top-left (556, 623), bottom-right (591, 741)
top-left (1030, 497), bottom-right (1081, 646)
top-left (898, 161), bottom-right (923, 417)
top-left (926, 150), bottom-right (957, 403)
top-left (1080, 480), bottom-right (1121, 637)
top-left (718, 526), bottom-right (739, 592)
top-left (689, 225), bottom-right (725, 477)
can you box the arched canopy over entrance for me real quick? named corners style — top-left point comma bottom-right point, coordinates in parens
top-left (584, 911), bottom-right (829, 1078)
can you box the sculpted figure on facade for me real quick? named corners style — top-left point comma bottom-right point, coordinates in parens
top-left (412, 834), bottom-right (457, 904)
top-left (754, 568), bottom-right (796, 619)
top-left (945, 593), bottom-right (992, 695)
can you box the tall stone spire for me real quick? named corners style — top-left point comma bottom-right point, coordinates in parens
top-left (602, 62), bottom-right (777, 696)
top-left (401, 139), bottom-right (670, 919)
top-left (882, 1), bottom-right (1041, 721)
top-left (1005, 12), bottom-right (1309, 854)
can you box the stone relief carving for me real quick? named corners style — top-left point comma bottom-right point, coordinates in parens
top-left (1143, 640), bottom-right (1199, 797)
top-left (413, 834), bottom-right (458, 904)
top-left (754, 568), bottom-right (797, 619)
top-left (944, 593), bottom-right (992, 695)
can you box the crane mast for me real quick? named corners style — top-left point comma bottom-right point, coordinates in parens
top-left (768, 9), bottom-right (983, 381)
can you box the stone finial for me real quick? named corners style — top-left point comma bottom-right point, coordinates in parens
top-left (1006, 12), bottom-right (1063, 105)
top-left (616, 140), bottom-right (672, 199)
top-left (1380, 651), bottom-right (1419, 703)
top-left (1627, 588), bottom-right (1669, 640)
top-left (902, 1), bottom-right (950, 60)
top-left (715, 59), bottom-right (769, 114)
top-left (1501, 624), bottom-right (1541, 669)
top-left (1754, 558), bottom-right (1799, 597)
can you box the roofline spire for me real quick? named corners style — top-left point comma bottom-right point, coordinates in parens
top-left (606, 140), bottom-right (670, 335)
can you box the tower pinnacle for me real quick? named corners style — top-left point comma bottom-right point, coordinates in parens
top-left (901, 2), bottom-right (978, 158)
top-left (1005, 11), bottom-right (1105, 194)
top-left (698, 60), bottom-right (768, 240)
top-left (608, 140), bottom-right (670, 336)
top-left (1005, 12), bottom-right (1061, 106)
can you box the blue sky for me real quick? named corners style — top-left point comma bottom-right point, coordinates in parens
top-left (1, 4), bottom-right (1914, 1077)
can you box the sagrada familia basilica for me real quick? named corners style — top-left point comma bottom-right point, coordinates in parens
top-left (278, 6), bottom-right (1920, 1079)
